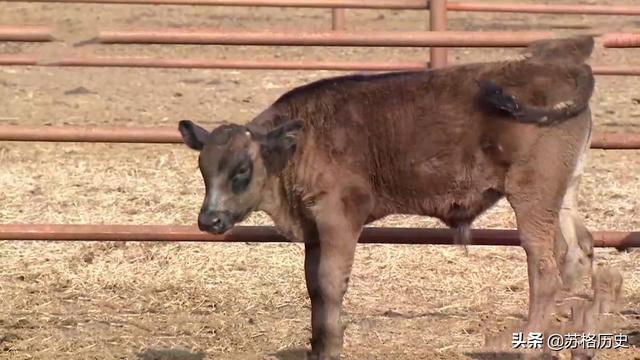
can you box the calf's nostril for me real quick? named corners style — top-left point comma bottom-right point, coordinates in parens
top-left (198, 211), bottom-right (228, 233)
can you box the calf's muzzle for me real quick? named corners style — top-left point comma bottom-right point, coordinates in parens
top-left (198, 209), bottom-right (234, 234)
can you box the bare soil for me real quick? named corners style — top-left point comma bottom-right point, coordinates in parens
top-left (0, 1), bottom-right (639, 359)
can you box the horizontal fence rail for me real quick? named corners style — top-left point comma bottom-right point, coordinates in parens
top-left (1, 54), bottom-right (639, 76)
top-left (0, 125), bottom-right (180, 143)
top-left (90, 29), bottom-right (555, 47)
top-left (0, 54), bottom-right (432, 70)
top-left (602, 33), bottom-right (640, 48)
top-left (1, 125), bottom-right (639, 149)
top-left (1, 224), bottom-right (638, 248)
top-left (0, 26), bottom-right (632, 49)
top-left (3, 0), bottom-right (640, 15)
top-left (3, 0), bottom-right (430, 7)
top-left (0, 25), bottom-right (56, 42)
top-left (445, 3), bottom-right (640, 15)
top-left (1, 5), bottom-right (638, 250)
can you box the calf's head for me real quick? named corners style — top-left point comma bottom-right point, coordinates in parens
top-left (178, 119), bottom-right (303, 234)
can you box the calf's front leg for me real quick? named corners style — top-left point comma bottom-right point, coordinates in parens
top-left (304, 197), bottom-right (366, 359)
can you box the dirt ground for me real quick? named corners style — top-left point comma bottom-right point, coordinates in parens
top-left (1, 0), bottom-right (639, 359)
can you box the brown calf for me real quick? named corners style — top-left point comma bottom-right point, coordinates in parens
top-left (179, 36), bottom-right (596, 359)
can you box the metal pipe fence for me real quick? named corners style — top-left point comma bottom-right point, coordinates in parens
top-left (1, 224), bottom-right (638, 248)
top-left (1, 1), bottom-right (638, 246)
top-left (1, 125), bottom-right (639, 150)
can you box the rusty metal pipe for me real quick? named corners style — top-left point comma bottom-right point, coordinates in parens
top-left (331, 8), bottom-right (346, 31)
top-left (446, 2), bottom-right (640, 15)
top-left (590, 66), bottom-right (640, 76)
top-left (590, 133), bottom-right (640, 150)
top-left (0, 125), bottom-right (179, 143)
top-left (0, 54), bottom-right (429, 70)
top-left (0, 0), bottom-right (429, 8)
top-left (0, 54), bottom-right (639, 76)
top-left (3, 0), bottom-right (640, 15)
top-left (0, 125), bottom-right (638, 150)
top-left (92, 29), bottom-right (554, 47)
top-left (602, 33), bottom-right (640, 48)
top-left (428, 0), bottom-right (448, 68)
top-left (0, 224), bottom-right (637, 248)
top-left (0, 25), bottom-right (55, 42)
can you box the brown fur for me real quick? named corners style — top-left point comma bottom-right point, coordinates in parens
top-left (524, 35), bottom-right (595, 65)
top-left (179, 36), bottom-right (597, 359)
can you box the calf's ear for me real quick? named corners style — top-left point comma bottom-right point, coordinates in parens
top-left (178, 120), bottom-right (209, 151)
top-left (266, 119), bottom-right (303, 150)
top-left (259, 119), bottom-right (304, 174)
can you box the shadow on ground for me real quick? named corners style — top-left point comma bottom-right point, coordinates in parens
top-left (622, 329), bottom-right (640, 348)
top-left (465, 352), bottom-right (556, 360)
top-left (266, 348), bottom-right (309, 360)
top-left (137, 347), bottom-right (206, 360)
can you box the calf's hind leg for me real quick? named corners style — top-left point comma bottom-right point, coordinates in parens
top-left (509, 196), bottom-right (562, 334)
top-left (505, 153), bottom-right (576, 334)
top-left (554, 172), bottom-right (594, 292)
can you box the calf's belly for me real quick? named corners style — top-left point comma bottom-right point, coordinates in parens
top-left (367, 185), bottom-right (504, 226)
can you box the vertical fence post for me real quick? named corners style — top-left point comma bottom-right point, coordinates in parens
top-left (332, 8), bottom-right (346, 30)
top-left (429, 0), bottom-right (448, 67)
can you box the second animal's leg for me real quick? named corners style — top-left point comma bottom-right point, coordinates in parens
top-left (553, 151), bottom-right (594, 292)
top-left (554, 178), bottom-right (594, 291)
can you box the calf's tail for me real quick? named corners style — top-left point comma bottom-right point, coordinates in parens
top-left (523, 35), bottom-right (595, 65)
top-left (477, 63), bottom-right (594, 125)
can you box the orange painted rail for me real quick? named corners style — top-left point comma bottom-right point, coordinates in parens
top-left (1, 224), bottom-right (638, 248)
top-left (1, 3), bottom-right (639, 248)
top-left (602, 33), bottom-right (640, 48)
top-left (0, 0), bottom-right (429, 7)
top-left (0, 54), bottom-right (431, 71)
top-left (0, 125), bottom-right (639, 150)
top-left (2, 54), bottom-right (640, 76)
top-left (0, 25), bottom-right (55, 41)
top-left (446, 2), bottom-right (640, 15)
top-left (90, 29), bottom-right (554, 47)
top-left (2, 0), bottom-right (640, 15)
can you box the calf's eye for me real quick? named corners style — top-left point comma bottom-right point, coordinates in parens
top-left (230, 162), bottom-right (252, 194)
top-left (235, 164), bottom-right (251, 178)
